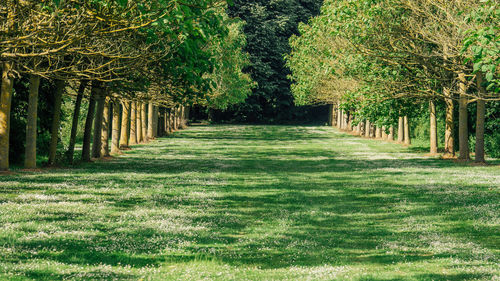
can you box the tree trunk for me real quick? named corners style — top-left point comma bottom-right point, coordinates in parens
top-left (165, 109), bottom-right (170, 134)
top-left (365, 120), bottom-right (370, 137)
top-left (164, 109), bottom-right (169, 134)
top-left (475, 72), bottom-right (486, 163)
top-left (429, 100), bottom-right (438, 154)
top-left (388, 126), bottom-right (394, 141)
top-left (24, 75), bottom-right (41, 169)
top-left (347, 113), bottom-right (352, 131)
top-left (180, 106), bottom-right (184, 129)
top-left (153, 106), bottom-right (159, 137)
top-left (1, 1), bottom-right (16, 169)
top-left (136, 102), bottom-right (142, 143)
top-left (337, 106), bottom-right (342, 129)
top-left (0, 58), bottom-right (14, 171)
top-left (375, 126), bottom-right (381, 139)
top-left (48, 80), bottom-right (65, 166)
top-left (457, 72), bottom-right (470, 160)
top-left (171, 108), bottom-right (175, 133)
top-left (141, 102), bottom-right (147, 142)
top-left (404, 116), bottom-right (411, 145)
top-left (111, 99), bottom-right (120, 154)
top-left (129, 101), bottom-right (137, 145)
top-left (341, 109), bottom-right (345, 129)
top-left (120, 100), bottom-right (130, 148)
top-left (157, 107), bottom-right (163, 137)
top-left (180, 106), bottom-right (186, 129)
top-left (100, 97), bottom-right (110, 157)
top-left (343, 111), bottom-right (348, 129)
top-left (444, 87), bottom-right (455, 156)
top-left (165, 108), bottom-right (173, 135)
top-left (148, 103), bottom-right (154, 139)
top-left (398, 117), bottom-right (404, 143)
top-left (91, 88), bottom-right (105, 158)
top-left (82, 83), bottom-right (97, 162)
top-left (66, 80), bottom-right (87, 164)
top-left (474, 99), bottom-right (486, 163)
top-left (173, 107), bottom-right (179, 131)
top-left (382, 126), bottom-right (388, 140)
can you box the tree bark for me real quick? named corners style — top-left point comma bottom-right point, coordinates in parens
top-left (111, 99), bottom-right (120, 154)
top-left (365, 120), bottom-right (370, 137)
top-left (388, 126), bottom-right (394, 141)
top-left (398, 116), bottom-right (404, 143)
top-left (66, 80), bottom-right (87, 164)
top-left (404, 116), bottom-right (411, 145)
top-left (173, 106), bottom-right (179, 131)
top-left (165, 109), bottom-right (170, 134)
top-left (165, 108), bottom-right (170, 134)
top-left (429, 100), bottom-right (438, 154)
top-left (148, 103), bottom-right (154, 139)
top-left (91, 88), bottom-right (105, 158)
top-left (342, 111), bottom-right (346, 130)
top-left (24, 75), bottom-right (41, 169)
top-left (119, 100), bottom-right (130, 148)
top-left (382, 126), bottom-right (388, 140)
top-left (129, 101), bottom-right (137, 145)
top-left (48, 80), bottom-right (65, 166)
top-left (136, 102), bottom-right (143, 143)
top-left (156, 107), bottom-right (163, 137)
top-left (82, 82), bottom-right (98, 162)
top-left (475, 72), bottom-right (486, 163)
top-left (179, 106), bottom-right (184, 129)
top-left (141, 102), bottom-right (147, 142)
top-left (457, 72), bottom-right (470, 160)
top-left (100, 97), bottom-right (110, 157)
top-left (375, 126), bottom-right (382, 139)
top-left (444, 87), bottom-right (455, 156)
top-left (0, 62), bottom-right (13, 171)
top-left (347, 113), bottom-right (352, 131)
top-left (153, 106), bottom-right (159, 137)
top-left (337, 106), bottom-right (342, 129)
top-left (170, 108), bottom-right (175, 133)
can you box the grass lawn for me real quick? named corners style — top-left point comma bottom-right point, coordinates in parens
top-left (0, 125), bottom-right (499, 280)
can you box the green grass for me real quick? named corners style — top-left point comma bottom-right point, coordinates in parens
top-left (0, 125), bottom-right (499, 280)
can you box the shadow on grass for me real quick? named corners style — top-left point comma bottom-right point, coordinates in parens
top-left (0, 125), bottom-right (498, 279)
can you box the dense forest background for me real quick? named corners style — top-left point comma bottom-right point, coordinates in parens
top-left (207, 0), bottom-right (326, 124)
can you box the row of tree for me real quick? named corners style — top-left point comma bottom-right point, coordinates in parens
top-left (286, 0), bottom-right (499, 163)
top-left (0, 0), bottom-right (254, 171)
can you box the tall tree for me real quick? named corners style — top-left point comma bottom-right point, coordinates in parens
top-left (225, 0), bottom-right (323, 122)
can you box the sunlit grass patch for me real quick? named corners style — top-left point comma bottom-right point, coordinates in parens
top-left (0, 125), bottom-right (499, 280)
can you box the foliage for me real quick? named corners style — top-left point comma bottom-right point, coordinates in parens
top-left (203, 16), bottom-right (256, 110)
top-left (463, 0), bottom-right (500, 93)
top-left (1, 0), bottom-right (257, 167)
top-left (222, 0), bottom-right (323, 123)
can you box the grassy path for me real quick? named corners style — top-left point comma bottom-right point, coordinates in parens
top-left (1, 125), bottom-right (499, 280)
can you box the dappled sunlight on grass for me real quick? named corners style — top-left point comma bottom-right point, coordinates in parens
top-left (0, 125), bottom-right (499, 280)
